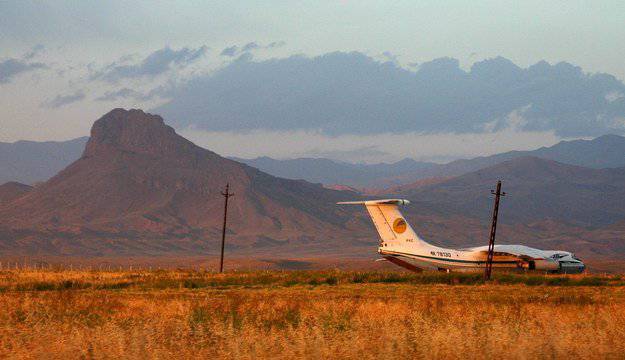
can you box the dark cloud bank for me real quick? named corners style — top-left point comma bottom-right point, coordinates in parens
top-left (154, 52), bottom-right (625, 138)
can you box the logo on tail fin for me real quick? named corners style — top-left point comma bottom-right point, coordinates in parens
top-left (393, 218), bottom-right (407, 234)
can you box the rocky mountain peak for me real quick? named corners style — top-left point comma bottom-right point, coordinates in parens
top-left (83, 108), bottom-right (196, 157)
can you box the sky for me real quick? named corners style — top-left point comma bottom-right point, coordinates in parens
top-left (1, 1), bottom-right (625, 163)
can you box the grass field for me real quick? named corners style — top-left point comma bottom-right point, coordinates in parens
top-left (1, 270), bottom-right (624, 359)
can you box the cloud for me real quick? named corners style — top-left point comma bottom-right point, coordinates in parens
top-left (0, 58), bottom-right (46, 84)
top-left (241, 42), bottom-right (259, 52)
top-left (267, 41), bottom-right (286, 48)
top-left (178, 127), bottom-right (560, 164)
top-left (95, 88), bottom-right (145, 102)
top-left (606, 117), bottom-right (625, 130)
top-left (42, 90), bottom-right (85, 108)
top-left (606, 91), bottom-right (624, 103)
top-left (23, 44), bottom-right (45, 60)
top-left (235, 52), bottom-right (254, 62)
top-left (95, 83), bottom-right (175, 102)
top-left (92, 46), bottom-right (208, 82)
top-left (221, 41), bottom-right (286, 57)
top-left (483, 105), bottom-right (532, 132)
top-left (381, 51), bottom-right (399, 63)
top-left (220, 46), bottom-right (238, 57)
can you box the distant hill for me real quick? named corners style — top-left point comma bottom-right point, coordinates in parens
top-left (415, 134), bottom-right (625, 179)
top-left (0, 137), bottom-right (88, 184)
top-left (235, 157), bottom-right (434, 188)
top-left (238, 134), bottom-right (625, 188)
top-left (398, 156), bottom-right (625, 228)
top-left (0, 182), bottom-right (32, 205)
top-left (0, 109), bottom-right (368, 256)
top-left (525, 134), bottom-right (625, 168)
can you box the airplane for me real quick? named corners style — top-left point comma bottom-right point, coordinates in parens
top-left (338, 199), bottom-right (585, 274)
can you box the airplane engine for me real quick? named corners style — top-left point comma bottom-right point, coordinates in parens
top-left (532, 259), bottom-right (560, 271)
top-left (521, 259), bottom-right (560, 271)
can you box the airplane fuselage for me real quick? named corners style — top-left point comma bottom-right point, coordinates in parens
top-left (379, 247), bottom-right (585, 274)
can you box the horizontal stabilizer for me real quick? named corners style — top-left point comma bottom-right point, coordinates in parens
top-left (337, 197), bottom-right (429, 249)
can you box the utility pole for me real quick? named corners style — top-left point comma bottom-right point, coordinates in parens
top-left (485, 180), bottom-right (506, 281)
top-left (219, 183), bottom-right (234, 273)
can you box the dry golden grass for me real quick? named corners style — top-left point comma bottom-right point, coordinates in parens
top-left (0, 270), bottom-right (624, 359)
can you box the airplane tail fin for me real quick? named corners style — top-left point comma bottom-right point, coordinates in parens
top-left (338, 199), bottom-right (429, 249)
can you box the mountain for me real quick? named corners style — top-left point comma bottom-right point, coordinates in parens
top-left (3, 132), bottom-right (623, 190)
top-left (524, 134), bottom-right (625, 168)
top-left (0, 137), bottom-right (88, 184)
top-left (398, 157), bottom-right (625, 228)
top-left (418, 134), bottom-right (625, 179)
top-left (0, 109), bottom-right (369, 256)
top-left (365, 177), bottom-right (452, 196)
top-left (238, 134), bottom-right (625, 188)
top-left (235, 157), bottom-right (434, 188)
top-left (154, 52), bottom-right (625, 138)
top-left (1, 113), bottom-right (623, 260)
top-left (0, 182), bottom-right (32, 205)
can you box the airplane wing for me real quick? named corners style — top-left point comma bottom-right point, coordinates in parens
top-left (468, 244), bottom-right (549, 260)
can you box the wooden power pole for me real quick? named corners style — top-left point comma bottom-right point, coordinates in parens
top-left (485, 180), bottom-right (506, 280)
top-left (219, 183), bottom-right (234, 273)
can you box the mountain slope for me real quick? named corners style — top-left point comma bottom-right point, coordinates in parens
top-left (398, 156), bottom-right (625, 228)
top-left (420, 134), bottom-right (625, 179)
top-left (0, 137), bottom-right (88, 185)
top-left (0, 109), bottom-right (368, 256)
top-left (527, 134), bottom-right (625, 168)
top-left (0, 182), bottom-right (32, 205)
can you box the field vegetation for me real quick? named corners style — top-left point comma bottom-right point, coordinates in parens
top-left (1, 269), bottom-right (624, 359)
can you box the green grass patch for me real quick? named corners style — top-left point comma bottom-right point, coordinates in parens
top-left (1, 269), bottom-right (622, 292)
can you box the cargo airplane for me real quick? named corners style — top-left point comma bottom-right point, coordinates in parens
top-left (338, 199), bottom-right (585, 273)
